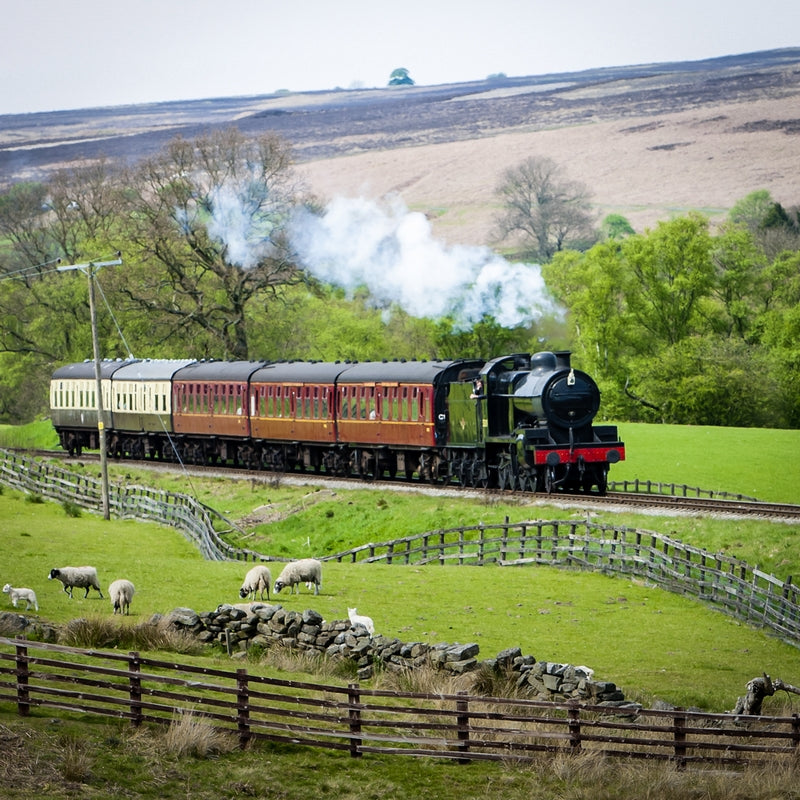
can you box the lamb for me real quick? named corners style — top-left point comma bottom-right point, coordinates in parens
top-left (108, 579), bottom-right (135, 615)
top-left (273, 558), bottom-right (322, 595)
top-left (2, 583), bottom-right (38, 612)
top-left (347, 607), bottom-right (374, 636)
top-left (239, 565), bottom-right (272, 602)
top-left (48, 566), bottom-right (103, 599)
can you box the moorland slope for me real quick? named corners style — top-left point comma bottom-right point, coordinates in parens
top-left (1, 48), bottom-right (799, 243)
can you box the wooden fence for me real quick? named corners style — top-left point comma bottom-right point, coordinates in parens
top-left (1, 636), bottom-right (799, 768)
top-left (608, 479), bottom-right (758, 501)
top-left (328, 520), bottom-right (800, 646)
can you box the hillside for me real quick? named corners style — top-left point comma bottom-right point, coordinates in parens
top-left (1, 48), bottom-right (799, 243)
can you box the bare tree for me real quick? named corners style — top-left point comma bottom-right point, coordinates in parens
top-left (494, 156), bottom-right (596, 261)
top-left (120, 128), bottom-right (308, 359)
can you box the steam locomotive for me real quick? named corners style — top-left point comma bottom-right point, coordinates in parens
top-left (50, 351), bottom-right (624, 494)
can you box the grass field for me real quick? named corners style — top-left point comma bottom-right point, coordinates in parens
top-left (2, 476), bottom-right (799, 713)
top-left (2, 423), bottom-right (800, 797)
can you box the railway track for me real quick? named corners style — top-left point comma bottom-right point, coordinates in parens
top-left (24, 448), bottom-right (800, 522)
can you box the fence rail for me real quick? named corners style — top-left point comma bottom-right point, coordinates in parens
top-left (1, 636), bottom-right (798, 768)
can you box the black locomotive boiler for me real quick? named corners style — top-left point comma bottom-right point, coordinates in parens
top-left (50, 350), bottom-right (624, 494)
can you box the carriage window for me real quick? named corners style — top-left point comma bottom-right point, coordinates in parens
top-left (340, 387), bottom-right (349, 419)
top-left (284, 389), bottom-right (292, 418)
top-left (411, 387), bottom-right (419, 420)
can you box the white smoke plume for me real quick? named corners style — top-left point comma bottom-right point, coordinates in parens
top-left (289, 195), bottom-right (554, 329)
top-left (205, 182), bottom-right (279, 270)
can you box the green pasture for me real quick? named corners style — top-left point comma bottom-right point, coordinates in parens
top-left (1, 485), bottom-right (799, 714)
top-left (609, 422), bottom-right (800, 504)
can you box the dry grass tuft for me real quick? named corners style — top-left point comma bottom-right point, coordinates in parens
top-left (161, 709), bottom-right (237, 759)
top-left (57, 615), bottom-right (204, 654)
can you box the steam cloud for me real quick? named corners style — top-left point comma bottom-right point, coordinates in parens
top-left (206, 183), bottom-right (277, 270)
top-left (204, 187), bottom-right (554, 329)
top-left (290, 196), bottom-right (554, 329)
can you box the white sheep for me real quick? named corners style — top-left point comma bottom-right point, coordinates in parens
top-left (108, 579), bottom-right (135, 615)
top-left (347, 607), bottom-right (374, 636)
top-left (2, 583), bottom-right (38, 612)
top-left (273, 558), bottom-right (322, 595)
top-left (48, 566), bottom-right (103, 599)
top-left (239, 565), bottom-right (272, 601)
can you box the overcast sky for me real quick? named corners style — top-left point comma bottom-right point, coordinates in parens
top-left (2, 0), bottom-right (797, 115)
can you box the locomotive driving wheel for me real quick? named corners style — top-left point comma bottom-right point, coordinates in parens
top-left (544, 466), bottom-right (556, 494)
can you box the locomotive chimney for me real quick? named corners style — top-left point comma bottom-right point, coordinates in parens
top-left (554, 351), bottom-right (572, 369)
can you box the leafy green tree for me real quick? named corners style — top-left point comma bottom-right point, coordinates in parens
top-left (493, 156), bottom-right (596, 261)
top-left (708, 223), bottom-right (767, 339)
top-left (625, 337), bottom-right (780, 426)
top-left (599, 213), bottom-right (635, 240)
top-left (388, 68), bottom-right (414, 86)
top-left (544, 243), bottom-right (630, 376)
top-left (621, 213), bottom-right (715, 348)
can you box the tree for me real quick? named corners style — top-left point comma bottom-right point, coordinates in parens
top-left (118, 128), bottom-right (307, 359)
top-left (599, 213), bottom-right (635, 240)
top-left (493, 156), bottom-right (596, 261)
top-left (621, 213), bottom-right (715, 347)
top-left (388, 68), bottom-right (414, 86)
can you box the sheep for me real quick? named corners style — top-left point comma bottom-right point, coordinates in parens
top-left (273, 558), bottom-right (322, 595)
top-left (108, 579), bottom-right (135, 615)
top-left (239, 565), bottom-right (272, 602)
top-left (347, 607), bottom-right (374, 636)
top-left (48, 566), bottom-right (103, 599)
top-left (2, 583), bottom-right (38, 612)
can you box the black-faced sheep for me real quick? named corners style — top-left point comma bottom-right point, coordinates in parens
top-left (239, 565), bottom-right (272, 601)
top-left (48, 566), bottom-right (103, 599)
top-left (273, 558), bottom-right (322, 595)
top-left (3, 583), bottom-right (38, 611)
top-left (348, 607), bottom-right (374, 636)
top-left (109, 579), bottom-right (135, 615)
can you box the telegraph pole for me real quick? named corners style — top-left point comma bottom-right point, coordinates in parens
top-left (57, 256), bottom-right (122, 520)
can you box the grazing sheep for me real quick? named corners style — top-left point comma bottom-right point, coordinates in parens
top-left (239, 565), bottom-right (272, 601)
top-left (108, 579), bottom-right (135, 615)
top-left (347, 607), bottom-right (375, 636)
top-left (273, 558), bottom-right (322, 595)
top-left (2, 583), bottom-right (38, 612)
top-left (48, 566), bottom-right (103, 599)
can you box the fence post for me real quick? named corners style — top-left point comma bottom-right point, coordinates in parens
top-left (15, 640), bottom-right (29, 717)
top-left (237, 669), bottom-right (251, 749)
top-left (673, 709), bottom-right (687, 770)
top-left (568, 703), bottom-right (582, 752)
top-left (348, 683), bottom-right (362, 758)
top-left (456, 691), bottom-right (470, 763)
top-left (128, 651), bottom-right (142, 727)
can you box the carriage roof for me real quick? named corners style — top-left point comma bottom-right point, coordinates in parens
top-left (52, 359), bottom-right (139, 381)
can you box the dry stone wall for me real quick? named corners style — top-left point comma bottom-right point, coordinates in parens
top-left (166, 603), bottom-right (634, 708)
